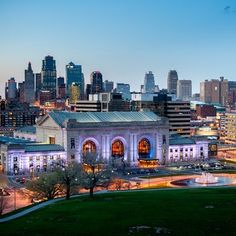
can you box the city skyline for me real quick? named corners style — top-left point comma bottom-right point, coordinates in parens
top-left (1, 0), bottom-right (236, 96)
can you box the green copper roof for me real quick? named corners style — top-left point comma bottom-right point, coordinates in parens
top-left (48, 111), bottom-right (161, 127)
top-left (24, 144), bottom-right (64, 152)
top-left (169, 137), bottom-right (196, 145)
top-left (15, 126), bottom-right (36, 134)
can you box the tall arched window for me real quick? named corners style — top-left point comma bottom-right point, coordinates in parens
top-left (83, 140), bottom-right (96, 154)
top-left (112, 140), bottom-right (124, 158)
top-left (138, 138), bottom-right (151, 159)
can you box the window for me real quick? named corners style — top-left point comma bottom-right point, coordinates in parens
top-left (13, 157), bottom-right (17, 162)
top-left (190, 148), bottom-right (193, 151)
top-left (170, 149), bottom-right (173, 152)
top-left (49, 136), bottom-right (55, 144)
top-left (71, 154), bottom-right (75, 160)
top-left (200, 147), bottom-right (203, 151)
top-left (175, 149), bottom-right (178, 152)
top-left (71, 138), bottom-right (75, 149)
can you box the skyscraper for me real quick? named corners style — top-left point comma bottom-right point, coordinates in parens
top-left (90, 71), bottom-right (103, 94)
top-left (116, 83), bottom-right (131, 100)
top-left (167, 70), bottom-right (178, 94)
top-left (5, 77), bottom-right (17, 101)
top-left (42, 55), bottom-right (57, 99)
top-left (103, 80), bottom-right (114, 92)
top-left (24, 62), bottom-right (35, 104)
top-left (200, 77), bottom-right (228, 106)
top-left (66, 62), bottom-right (84, 98)
top-left (57, 77), bottom-right (66, 99)
top-left (144, 71), bottom-right (155, 93)
top-left (177, 80), bottom-right (192, 101)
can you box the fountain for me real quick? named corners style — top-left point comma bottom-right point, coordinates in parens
top-left (195, 172), bottom-right (218, 184)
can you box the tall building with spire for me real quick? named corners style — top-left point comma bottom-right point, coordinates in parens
top-left (42, 55), bottom-right (57, 99)
top-left (167, 70), bottom-right (178, 95)
top-left (144, 71), bottom-right (155, 93)
top-left (66, 62), bottom-right (84, 98)
top-left (24, 62), bottom-right (35, 104)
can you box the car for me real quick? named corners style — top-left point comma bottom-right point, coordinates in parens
top-left (20, 177), bottom-right (26, 184)
top-left (15, 177), bottom-right (20, 182)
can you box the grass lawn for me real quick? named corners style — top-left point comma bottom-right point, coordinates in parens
top-left (1, 188), bottom-right (236, 236)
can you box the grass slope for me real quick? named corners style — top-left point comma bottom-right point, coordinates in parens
top-left (1, 188), bottom-right (236, 236)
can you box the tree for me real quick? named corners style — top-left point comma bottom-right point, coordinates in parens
top-left (79, 152), bottom-right (112, 198)
top-left (56, 162), bottom-right (81, 200)
top-left (27, 172), bottom-right (63, 200)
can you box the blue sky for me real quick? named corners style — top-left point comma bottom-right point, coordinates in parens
top-left (0, 0), bottom-right (236, 96)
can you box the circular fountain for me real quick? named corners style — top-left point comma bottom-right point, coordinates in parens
top-left (195, 172), bottom-right (218, 184)
top-left (171, 172), bottom-right (236, 187)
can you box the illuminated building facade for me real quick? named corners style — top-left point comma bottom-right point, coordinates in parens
top-left (0, 137), bottom-right (66, 174)
top-left (36, 111), bottom-right (169, 166)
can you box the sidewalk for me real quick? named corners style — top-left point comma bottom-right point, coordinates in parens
top-left (0, 197), bottom-right (64, 223)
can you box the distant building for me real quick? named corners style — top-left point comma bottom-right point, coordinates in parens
top-left (228, 81), bottom-right (236, 108)
top-left (66, 62), bottom-right (84, 97)
top-left (144, 71), bottom-right (155, 93)
top-left (200, 77), bottom-right (228, 106)
top-left (0, 101), bottom-right (41, 136)
top-left (39, 90), bottom-right (51, 105)
top-left (165, 101), bottom-right (191, 137)
top-left (192, 93), bottom-right (200, 101)
top-left (57, 77), bottom-right (66, 99)
top-left (103, 80), bottom-right (114, 92)
top-left (5, 78), bottom-right (17, 102)
top-left (167, 70), bottom-right (178, 95)
top-left (90, 71), bottom-right (103, 94)
top-left (116, 83), bottom-right (131, 100)
top-left (196, 104), bottom-right (216, 118)
top-left (35, 73), bottom-right (42, 101)
top-left (42, 55), bottom-right (57, 100)
top-left (224, 113), bottom-right (236, 144)
top-left (177, 80), bottom-right (192, 100)
top-left (24, 62), bottom-right (35, 104)
top-left (70, 82), bottom-right (80, 104)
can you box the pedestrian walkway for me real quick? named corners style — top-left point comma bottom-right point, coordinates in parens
top-left (0, 197), bottom-right (64, 223)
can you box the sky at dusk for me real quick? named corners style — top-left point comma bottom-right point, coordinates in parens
top-left (0, 0), bottom-right (236, 96)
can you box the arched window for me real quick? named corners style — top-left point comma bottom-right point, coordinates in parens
top-left (138, 138), bottom-right (151, 159)
top-left (83, 140), bottom-right (96, 154)
top-left (112, 140), bottom-right (124, 158)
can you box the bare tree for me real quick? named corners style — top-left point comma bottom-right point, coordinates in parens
top-left (79, 152), bottom-right (112, 197)
top-left (56, 161), bottom-right (81, 200)
top-left (26, 172), bottom-right (63, 201)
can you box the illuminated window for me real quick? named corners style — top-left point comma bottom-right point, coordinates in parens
top-left (49, 136), bottom-right (55, 144)
top-left (138, 138), bottom-right (150, 159)
top-left (112, 140), bottom-right (124, 158)
top-left (83, 140), bottom-right (96, 154)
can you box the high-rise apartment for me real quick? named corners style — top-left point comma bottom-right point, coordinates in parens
top-left (66, 62), bottom-right (84, 98)
top-left (42, 55), bottom-right (57, 99)
top-left (177, 80), bottom-right (192, 100)
top-left (167, 70), bottom-right (178, 94)
top-left (24, 62), bottom-right (35, 104)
